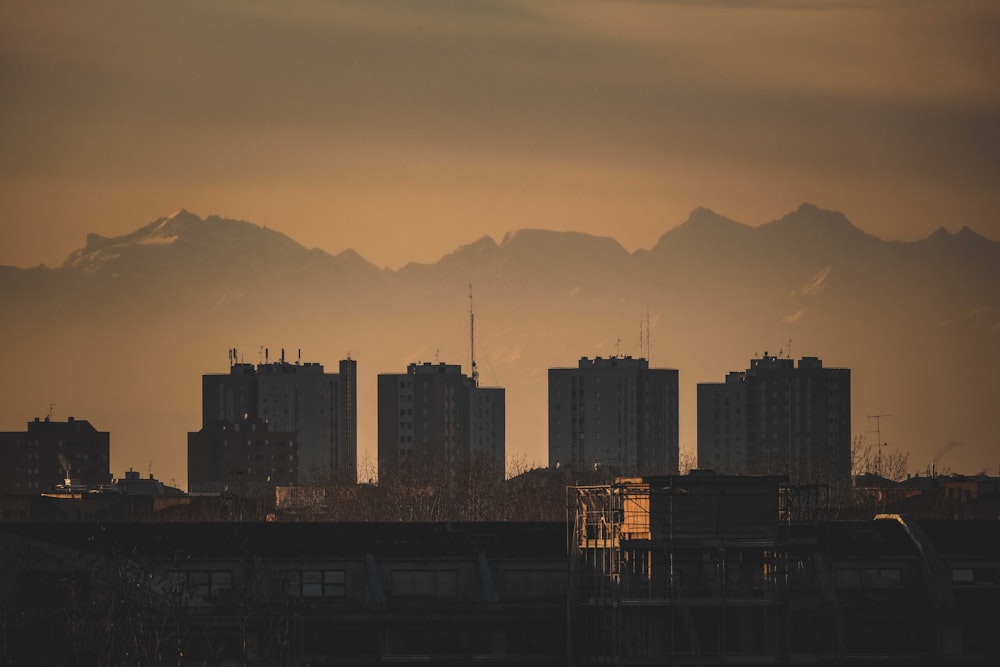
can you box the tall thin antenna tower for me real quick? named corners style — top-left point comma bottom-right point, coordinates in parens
top-left (646, 305), bottom-right (651, 364)
top-left (469, 284), bottom-right (479, 387)
top-left (867, 414), bottom-right (892, 478)
top-left (638, 316), bottom-right (644, 359)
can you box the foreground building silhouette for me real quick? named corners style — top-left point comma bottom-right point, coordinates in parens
top-left (697, 354), bottom-right (851, 483)
top-left (548, 356), bottom-right (679, 474)
top-left (568, 473), bottom-right (999, 664)
top-left (194, 351), bottom-right (357, 485)
top-left (0, 522), bottom-right (566, 665)
top-left (1, 472), bottom-right (999, 665)
top-left (377, 361), bottom-right (505, 477)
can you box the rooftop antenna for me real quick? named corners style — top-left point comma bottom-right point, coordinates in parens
top-left (646, 305), bottom-right (651, 364)
top-left (616, 338), bottom-right (622, 358)
top-left (228, 348), bottom-right (233, 367)
top-left (786, 338), bottom-right (794, 360)
top-left (469, 283), bottom-right (479, 387)
top-left (867, 414), bottom-right (892, 478)
top-left (266, 348), bottom-right (269, 364)
top-left (297, 348), bottom-right (301, 365)
top-left (639, 316), bottom-right (644, 359)
top-left (258, 345), bottom-right (264, 365)
top-left (48, 403), bottom-right (55, 420)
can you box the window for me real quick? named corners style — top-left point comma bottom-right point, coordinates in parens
top-left (391, 570), bottom-right (458, 598)
top-left (952, 568), bottom-right (974, 584)
top-left (284, 569), bottom-right (346, 598)
top-left (503, 570), bottom-right (566, 599)
top-left (835, 567), bottom-right (903, 588)
top-left (862, 568), bottom-right (902, 586)
top-left (168, 570), bottom-right (233, 598)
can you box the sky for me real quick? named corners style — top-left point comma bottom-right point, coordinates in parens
top-left (2, 0), bottom-right (999, 272)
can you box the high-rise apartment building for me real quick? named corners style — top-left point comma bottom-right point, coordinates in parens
top-left (377, 362), bottom-right (505, 477)
top-left (188, 418), bottom-right (298, 494)
top-left (199, 352), bottom-right (357, 483)
top-left (0, 416), bottom-right (111, 493)
top-left (697, 354), bottom-right (851, 482)
top-left (548, 356), bottom-right (679, 474)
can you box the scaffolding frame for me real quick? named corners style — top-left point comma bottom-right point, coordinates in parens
top-left (568, 475), bottom-right (825, 665)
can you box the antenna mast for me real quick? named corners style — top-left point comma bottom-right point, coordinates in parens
top-left (867, 414), bottom-right (892, 478)
top-left (646, 305), bottom-right (651, 364)
top-left (639, 316), bottom-right (644, 359)
top-left (469, 284), bottom-right (479, 387)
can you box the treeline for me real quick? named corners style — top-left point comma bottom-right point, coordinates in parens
top-left (161, 455), bottom-right (611, 522)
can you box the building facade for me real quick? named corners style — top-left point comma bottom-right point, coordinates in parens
top-left (0, 416), bottom-right (110, 494)
top-left (548, 356), bottom-right (679, 474)
top-left (188, 419), bottom-right (298, 494)
top-left (697, 353), bottom-right (851, 482)
top-left (377, 362), bottom-right (505, 476)
top-left (200, 353), bottom-right (357, 483)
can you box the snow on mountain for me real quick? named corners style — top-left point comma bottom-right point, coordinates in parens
top-left (62, 209), bottom-right (198, 272)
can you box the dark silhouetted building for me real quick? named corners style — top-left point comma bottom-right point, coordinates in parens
top-left (113, 468), bottom-right (185, 497)
top-left (0, 522), bottom-right (567, 665)
top-left (548, 356), bottom-right (679, 474)
top-left (4, 493), bottom-right (1000, 664)
top-left (568, 473), bottom-right (1000, 664)
top-left (697, 353), bottom-right (851, 482)
top-left (0, 416), bottom-right (110, 494)
top-left (378, 362), bottom-right (505, 476)
top-left (201, 353), bottom-right (356, 482)
top-left (187, 418), bottom-right (298, 494)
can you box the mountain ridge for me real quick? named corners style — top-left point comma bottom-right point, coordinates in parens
top-left (8, 203), bottom-right (996, 277)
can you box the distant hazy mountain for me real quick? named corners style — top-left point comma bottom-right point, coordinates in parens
top-left (1, 205), bottom-right (997, 488)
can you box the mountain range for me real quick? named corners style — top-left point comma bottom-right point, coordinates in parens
top-left (2, 204), bottom-right (997, 488)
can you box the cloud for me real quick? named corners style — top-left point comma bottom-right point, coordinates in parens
top-left (783, 310), bottom-right (806, 324)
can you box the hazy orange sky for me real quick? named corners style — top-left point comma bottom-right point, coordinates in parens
top-left (1, 0), bottom-right (998, 269)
